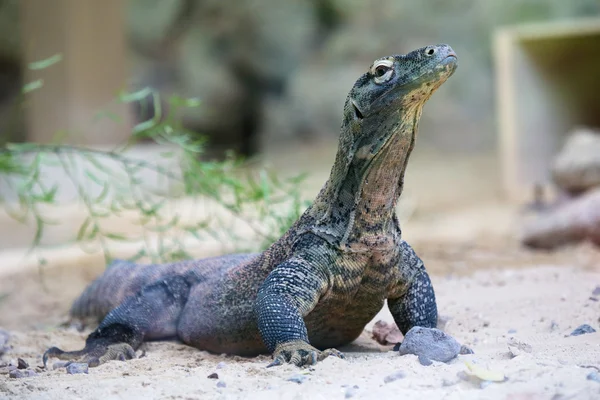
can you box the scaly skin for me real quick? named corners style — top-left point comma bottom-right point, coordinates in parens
top-left (43, 45), bottom-right (458, 368)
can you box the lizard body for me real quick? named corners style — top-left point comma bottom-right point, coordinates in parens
top-left (44, 44), bottom-right (457, 367)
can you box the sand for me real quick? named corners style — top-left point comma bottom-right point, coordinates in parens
top-left (1, 241), bottom-right (600, 400)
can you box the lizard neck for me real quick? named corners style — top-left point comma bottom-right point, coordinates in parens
top-left (307, 103), bottom-right (423, 251)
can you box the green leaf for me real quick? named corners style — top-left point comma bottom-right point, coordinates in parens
top-left (76, 217), bottom-right (93, 241)
top-left (22, 79), bottom-right (44, 94)
top-left (28, 54), bottom-right (63, 70)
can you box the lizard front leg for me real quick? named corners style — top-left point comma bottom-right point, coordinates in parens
top-left (387, 241), bottom-right (437, 334)
top-left (255, 257), bottom-right (344, 367)
top-left (44, 275), bottom-right (191, 368)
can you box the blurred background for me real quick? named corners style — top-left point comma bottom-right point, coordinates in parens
top-left (1, 0), bottom-right (600, 268)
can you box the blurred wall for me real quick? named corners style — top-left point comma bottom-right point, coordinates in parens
top-left (2, 0), bottom-right (600, 153)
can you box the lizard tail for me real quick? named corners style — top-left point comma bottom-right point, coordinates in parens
top-left (70, 259), bottom-right (140, 321)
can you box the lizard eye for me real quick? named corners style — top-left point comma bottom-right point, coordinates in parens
top-left (374, 65), bottom-right (389, 77)
top-left (371, 59), bottom-right (394, 84)
top-left (424, 46), bottom-right (437, 57)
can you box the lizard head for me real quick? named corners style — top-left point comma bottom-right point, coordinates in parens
top-left (346, 44), bottom-right (457, 126)
top-left (313, 45), bottom-right (457, 241)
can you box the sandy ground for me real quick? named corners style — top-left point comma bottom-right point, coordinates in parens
top-left (1, 147), bottom-right (600, 399)
top-left (1, 252), bottom-right (600, 400)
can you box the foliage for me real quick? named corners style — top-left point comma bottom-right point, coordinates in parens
top-left (0, 60), bottom-right (310, 266)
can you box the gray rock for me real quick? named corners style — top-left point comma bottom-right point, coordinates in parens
top-left (587, 371), bottom-right (600, 383)
top-left (345, 386), bottom-right (359, 398)
top-left (216, 361), bottom-right (227, 369)
top-left (216, 381), bottom-right (227, 388)
top-left (66, 363), bottom-right (89, 375)
top-left (207, 372), bottom-right (219, 379)
top-left (569, 324), bottom-right (596, 336)
top-left (383, 370), bottom-right (405, 383)
top-left (287, 374), bottom-right (307, 384)
top-left (459, 345), bottom-right (474, 355)
top-left (17, 358), bottom-right (28, 369)
top-left (552, 128), bottom-right (600, 193)
top-left (52, 361), bottom-right (70, 370)
top-left (398, 327), bottom-right (461, 363)
top-left (592, 286), bottom-right (600, 296)
top-left (9, 369), bottom-right (37, 379)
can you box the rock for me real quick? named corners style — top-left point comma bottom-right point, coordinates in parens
top-left (521, 188), bottom-right (600, 250)
top-left (587, 371), bottom-right (600, 383)
top-left (17, 358), bottom-right (28, 370)
top-left (216, 361), bottom-right (227, 369)
top-left (552, 128), bottom-right (600, 193)
top-left (345, 386), bottom-right (359, 398)
top-left (66, 363), bottom-right (89, 375)
top-left (459, 345), bottom-right (474, 355)
top-left (9, 369), bottom-right (37, 379)
top-left (442, 378), bottom-right (459, 386)
top-left (569, 324), bottom-right (596, 336)
top-left (371, 320), bottom-right (403, 345)
top-left (53, 361), bottom-right (70, 370)
top-left (287, 374), bottom-right (307, 384)
top-left (592, 286), bottom-right (600, 296)
top-left (216, 381), bottom-right (227, 388)
top-left (383, 370), bottom-right (405, 383)
top-left (207, 372), bottom-right (219, 379)
top-left (507, 337), bottom-right (532, 357)
top-left (397, 327), bottom-right (461, 363)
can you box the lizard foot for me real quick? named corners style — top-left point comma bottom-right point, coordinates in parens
top-left (267, 340), bottom-right (344, 367)
top-left (43, 340), bottom-right (136, 368)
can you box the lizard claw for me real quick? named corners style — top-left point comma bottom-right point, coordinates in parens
top-left (43, 341), bottom-right (136, 368)
top-left (268, 340), bottom-right (345, 368)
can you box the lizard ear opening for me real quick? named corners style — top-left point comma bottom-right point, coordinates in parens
top-left (351, 100), bottom-right (364, 120)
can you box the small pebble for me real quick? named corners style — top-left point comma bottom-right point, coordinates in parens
top-left (569, 324), bottom-right (596, 336)
top-left (507, 338), bottom-right (533, 356)
top-left (53, 361), bottom-right (70, 370)
top-left (592, 286), bottom-right (600, 296)
top-left (17, 358), bottom-right (28, 370)
top-left (287, 374), bottom-right (307, 384)
top-left (9, 369), bottom-right (37, 379)
top-left (587, 371), bottom-right (600, 383)
top-left (216, 362), bottom-right (227, 369)
top-left (216, 381), bottom-right (226, 388)
top-left (459, 345), bottom-right (474, 355)
top-left (480, 380), bottom-right (493, 389)
top-left (550, 321), bottom-right (559, 331)
top-left (66, 363), bottom-right (89, 375)
top-left (383, 370), bottom-right (405, 383)
top-left (207, 372), bottom-right (219, 379)
top-left (345, 386), bottom-right (359, 398)
top-left (442, 378), bottom-right (458, 386)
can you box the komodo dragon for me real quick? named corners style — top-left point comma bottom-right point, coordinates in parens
top-left (44, 44), bottom-right (458, 368)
